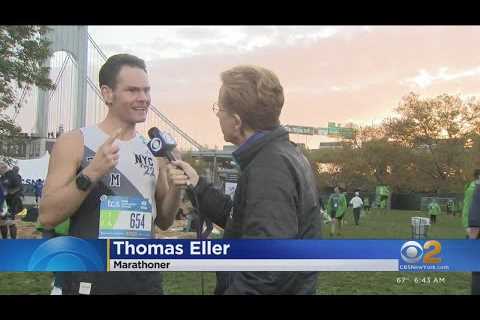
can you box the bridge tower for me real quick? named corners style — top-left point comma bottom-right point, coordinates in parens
top-left (35, 26), bottom-right (88, 140)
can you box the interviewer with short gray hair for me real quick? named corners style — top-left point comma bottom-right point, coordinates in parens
top-left (174, 65), bottom-right (322, 295)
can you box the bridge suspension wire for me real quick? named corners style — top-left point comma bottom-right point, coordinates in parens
top-left (12, 86), bottom-right (28, 121)
top-left (87, 33), bottom-right (108, 61)
top-left (10, 75), bottom-right (39, 127)
top-left (28, 29), bottom-right (205, 152)
top-left (85, 31), bottom-right (204, 151)
top-left (47, 51), bottom-right (77, 136)
top-left (48, 54), bottom-right (70, 101)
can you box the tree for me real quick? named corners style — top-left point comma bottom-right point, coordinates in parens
top-left (308, 126), bottom-right (405, 193)
top-left (0, 25), bottom-right (54, 159)
top-left (383, 92), bottom-right (480, 193)
top-left (307, 92), bottom-right (480, 194)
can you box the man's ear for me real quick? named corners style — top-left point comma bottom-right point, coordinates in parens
top-left (232, 113), bottom-right (243, 131)
top-left (100, 85), bottom-right (113, 106)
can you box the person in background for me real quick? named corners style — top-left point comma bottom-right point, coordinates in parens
top-left (363, 196), bottom-right (370, 212)
top-left (446, 199), bottom-right (455, 216)
top-left (465, 169), bottom-right (480, 295)
top-left (318, 195), bottom-right (331, 224)
top-left (428, 198), bottom-right (441, 224)
top-left (34, 179), bottom-right (44, 206)
top-left (349, 191), bottom-right (364, 226)
top-left (0, 163), bottom-right (24, 239)
top-left (327, 186), bottom-right (347, 236)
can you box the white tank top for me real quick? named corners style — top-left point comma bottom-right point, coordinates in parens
top-left (69, 125), bottom-right (159, 239)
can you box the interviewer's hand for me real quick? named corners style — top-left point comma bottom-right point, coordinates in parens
top-left (170, 160), bottom-right (199, 188)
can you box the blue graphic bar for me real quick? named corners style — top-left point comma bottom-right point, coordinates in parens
top-left (0, 237), bottom-right (106, 272)
top-left (1, 238), bottom-right (480, 272)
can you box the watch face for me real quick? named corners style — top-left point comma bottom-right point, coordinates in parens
top-left (77, 174), bottom-right (91, 190)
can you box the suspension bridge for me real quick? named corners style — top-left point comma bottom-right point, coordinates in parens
top-left (5, 26), bottom-right (205, 160)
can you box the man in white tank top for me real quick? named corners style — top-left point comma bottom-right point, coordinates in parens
top-left (39, 54), bottom-right (189, 295)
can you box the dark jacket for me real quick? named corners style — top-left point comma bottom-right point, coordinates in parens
top-left (0, 180), bottom-right (5, 204)
top-left (469, 183), bottom-right (480, 229)
top-left (0, 170), bottom-right (22, 194)
top-left (194, 126), bottom-right (322, 295)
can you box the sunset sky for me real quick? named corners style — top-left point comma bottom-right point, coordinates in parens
top-left (18, 26), bottom-right (480, 149)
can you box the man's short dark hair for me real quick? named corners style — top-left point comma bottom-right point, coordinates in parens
top-left (99, 54), bottom-right (147, 89)
top-left (474, 169), bottom-right (480, 179)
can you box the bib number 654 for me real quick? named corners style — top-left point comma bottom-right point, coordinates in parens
top-left (130, 213), bottom-right (145, 229)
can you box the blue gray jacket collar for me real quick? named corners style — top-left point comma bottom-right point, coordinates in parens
top-left (232, 126), bottom-right (289, 170)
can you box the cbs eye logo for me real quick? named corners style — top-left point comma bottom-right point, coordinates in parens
top-left (27, 237), bottom-right (105, 271)
top-left (400, 240), bottom-right (442, 264)
top-left (149, 138), bottom-right (163, 152)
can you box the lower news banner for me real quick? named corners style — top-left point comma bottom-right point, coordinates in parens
top-left (1, 238), bottom-right (480, 272)
top-left (107, 239), bottom-right (480, 272)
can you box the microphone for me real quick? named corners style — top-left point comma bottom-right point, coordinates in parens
top-left (147, 127), bottom-right (191, 189)
top-left (147, 127), bottom-right (213, 239)
top-left (147, 127), bottom-right (177, 161)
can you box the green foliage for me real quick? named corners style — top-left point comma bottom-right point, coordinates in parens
top-left (0, 25), bottom-right (54, 112)
top-left (308, 93), bottom-right (480, 194)
top-left (0, 25), bottom-right (54, 158)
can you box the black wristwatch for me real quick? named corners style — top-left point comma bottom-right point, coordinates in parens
top-left (76, 172), bottom-right (92, 191)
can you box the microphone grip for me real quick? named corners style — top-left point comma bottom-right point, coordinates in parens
top-left (165, 151), bottom-right (176, 162)
top-left (165, 150), bottom-right (193, 192)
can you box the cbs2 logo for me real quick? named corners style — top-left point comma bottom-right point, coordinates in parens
top-left (400, 240), bottom-right (442, 264)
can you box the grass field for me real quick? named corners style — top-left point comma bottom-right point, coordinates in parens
top-left (0, 209), bottom-right (472, 295)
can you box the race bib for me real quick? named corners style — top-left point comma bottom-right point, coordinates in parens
top-left (99, 195), bottom-right (153, 239)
